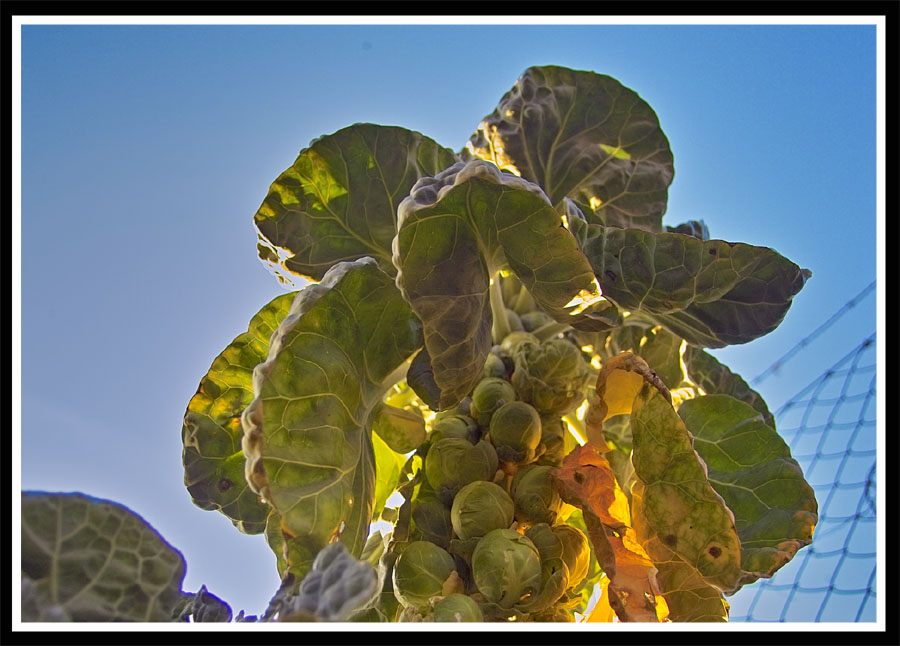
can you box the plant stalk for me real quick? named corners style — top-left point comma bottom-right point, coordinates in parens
top-left (489, 273), bottom-right (512, 344)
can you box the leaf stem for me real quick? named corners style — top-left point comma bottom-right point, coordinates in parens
top-left (489, 273), bottom-right (511, 344)
top-left (533, 320), bottom-right (570, 342)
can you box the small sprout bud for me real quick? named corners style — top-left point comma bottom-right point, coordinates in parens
top-left (511, 465), bottom-right (562, 526)
top-left (424, 438), bottom-right (499, 504)
top-left (450, 480), bottom-right (515, 540)
top-left (489, 401), bottom-right (542, 464)
top-left (468, 377), bottom-right (517, 428)
top-left (471, 528), bottom-right (542, 609)
top-left (392, 541), bottom-right (458, 610)
top-left (431, 593), bottom-right (484, 622)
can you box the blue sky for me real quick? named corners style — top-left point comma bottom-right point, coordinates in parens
top-left (17, 21), bottom-right (881, 620)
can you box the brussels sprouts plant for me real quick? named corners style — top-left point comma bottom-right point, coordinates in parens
top-left (22, 65), bottom-right (818, 623)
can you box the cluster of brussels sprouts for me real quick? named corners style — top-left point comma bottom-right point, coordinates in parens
top-left (389, 275), bottom-right (595, 622)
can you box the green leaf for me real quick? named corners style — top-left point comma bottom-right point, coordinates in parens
top-left (682, 346), bottom-right (775, 427)
top-left (393, 159), bottom-right (611, 410)
top-left (678, 395), bottom-right (817, 590)
top-left (372, 404), bottom-right (426, 455)
top-left (465, 65), bottom-right (674, 232)
top-left (21, 492), bottom-right (187, 622)
top-left (265, 510), bottom-right (288, 578)
top-left (182, 291), bottom-right (296, 534)
top-left (372, 431), bottom-right (408, 520)
top-left (242, 257), bottom-right (423, 577)
top-left (580, 224), bottom-right (811, 347)
top-left (629, 386), bottom-right (743, 594)
top-left (254, 124), bottom-right (458, 284)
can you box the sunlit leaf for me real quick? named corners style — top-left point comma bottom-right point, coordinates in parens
top-left (631, 480), bottom-right (730, 622)
top-left (584, 352), bottom-right (669, 447)
top-left (630, 385), bottom-right (743, 594)
top-left (552, 445), bottom-right (666, 622)
top-left (182, 292), bottom-right (296, 534)
top-left (254, 124), bottom-right (458, 284)
top-left (465, 65), bottom-right (674, 232)
top-left (678, 395), bottom-right (817, 589)
top-left (372, 432), bottom-right (408, 520)
top-left (242, 258), bottom-right (423, 577)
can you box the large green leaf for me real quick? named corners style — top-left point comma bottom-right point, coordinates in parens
top-left (254, 124), bottom-right (458, 284)
top-left (392, 159), bottom-right (613, 410)
top-left (465, 65), bottom-right (674, 232)
top-left (21, 492), bottom-right (187, 621)
top-left (678, 395), bottom-right (817, 590)
top-left (242, 257), bottom-right (423, 577)
top-left (682, 346), bottom-right (774, 427)
top-left (580, 224), bottom-right (811, 347)
top-left (630, 385), bottom-right (743, 594)
top-left (182, 291), bottom-right (296, 534)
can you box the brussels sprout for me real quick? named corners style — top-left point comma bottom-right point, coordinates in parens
top-left (430, 414), bottom-right (479, 445)
top-left (511, 465), bottom-right (562, 526)
top-left (450, 481), bottom-right (515, 540)
top-left (424, 438), bottom-right (499, 503)
top-left (468, 377), bottom-right (516, 428)
top-left (482, 353), bottom-right (509, 379)
top-left (431, 593), bottom-right (484, 622)
top-left (520, 310), bottom-right (555, 333)
top-left (511, 338), bottom-right (591, 416)
top-left (471, 529), bottom-right (543, 609)
top-left (499, 331), bottom-right (540, 356)
top-left (524, 523), bottom-right (564, 563)
top-left (488, 401), bottom-right (542, 464)
top-left (411, 499), bottom-right (454, 549)
top-left (536, 415), bottom-right (566, 467)
top-left (392, 541), bottom-right (458, 610)
top-left (552, 525), bottom-right (590, 589)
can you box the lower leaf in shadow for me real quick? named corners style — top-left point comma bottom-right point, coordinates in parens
top-left (21, 492), bottom-right (195, 622)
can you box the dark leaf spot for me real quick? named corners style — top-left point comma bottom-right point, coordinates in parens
top-left (708, 248), bottom-right (717, 256)
top-left (663, 534), bottom-right (677, 546)
top-left (708, 546), bottom-right (722, 558)
top-left (217, 478), bottom-right (233, 493)
top-left (573, 471), bottom-right (585, 484)
top-left (604, 270), bottom-right (617, 283)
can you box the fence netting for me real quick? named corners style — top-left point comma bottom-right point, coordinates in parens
top-left (728, 332), bottom-right (877, 622)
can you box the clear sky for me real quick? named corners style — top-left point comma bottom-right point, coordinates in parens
top-left (18, 20), bottom-right (880, 620)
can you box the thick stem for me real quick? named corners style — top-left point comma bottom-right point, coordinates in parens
top-left (533, 320), bottom-right (570, 342)
top-left (489, 274), bottom-right (512, 344)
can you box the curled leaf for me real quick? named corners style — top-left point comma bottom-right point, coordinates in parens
top-left (630, 385), bottom-right (743, 594)
top-left (584, 351), bottom-right (669, 447)
top-left (551, 445), bottom-right (666, 622)
top-left (392, 159), bottom-right (609, 409)
top-left (465, 65), bottom-right (674, 232)
top-left (182, 291), bottom-right (296, 535)
top-left (242, 258), bottom-right (422, 577)
top-left (678, 395), bottom-right (817, 590)
top-left (254, 124), bottom-right (457, 284)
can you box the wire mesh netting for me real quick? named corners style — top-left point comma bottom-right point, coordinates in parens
top-left (728, 332), bottom-right (877, 622)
